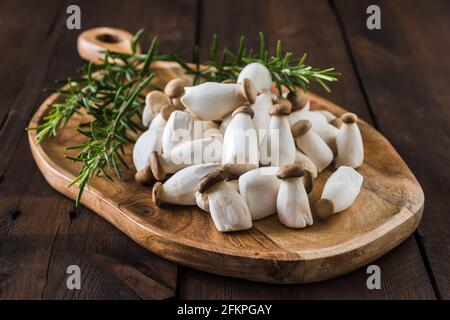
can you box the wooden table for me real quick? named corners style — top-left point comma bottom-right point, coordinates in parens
top-left (0, 0), bottom-right (448, 300)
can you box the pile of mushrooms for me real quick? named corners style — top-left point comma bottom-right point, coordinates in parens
top-left (133, 62), bottom-right (364, 232)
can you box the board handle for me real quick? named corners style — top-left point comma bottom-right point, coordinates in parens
top-left (77, 27), bottom-right (140, 64)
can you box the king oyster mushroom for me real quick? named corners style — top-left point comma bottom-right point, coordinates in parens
top-left (335, 113), bottom-right (364, 168)
top-left (148, 104), bottom-right (176, 130)
top-left (237, 62), bottom-right (272, 93)
top-left (222, 106), bottom-right (259, 175)
top-left (150, 136), bottom-right (223, 181)
top-left (251, 91), bottom-right (274, 141)
top-left (195, 179), bottom-right (240, 212)
top-left (295, 149), bottom-right (318, 178)
top-left (276, 164), bottom-right (313, 229)
top-left (165, 78), bottom-right (186, 110)
top-left (143, 91), bottom-right (172, 128)
top-left (238, 167), bottom-right (280, 220)
top-left (287, 90), bottom-right (310, 112)
top-left (291, 119), bottom-right (333, 172)
top-left (162, 110), bottom-right (197, 155)
top-left (180, 79), bottom-right (257, 121)
top-left (315, 166), bottom-right (363, 220)
top-left (152, 163), bottom-right (222, 206)
top-left (197, 170), bottom-right (252, 232)
top-left (133, 128), bottom-right (163, 185)
top-left (260, 103), bottom-right (296, 166)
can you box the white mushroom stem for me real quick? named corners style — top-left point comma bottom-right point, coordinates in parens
top-left (143, 91), bottom-right (171, 127)
top-left (148, 112), bottom-right (166, 130)
top-left (260, 104), bottom-right (296, 166)
top-left (198, 171), bottom-right (252, 232)
top-left (276, 165), bottom-right (313, 229)
top-left (335, 113), bottom-right (364, 169)
top-left (219, 113), bottom-right (232, 134)
top-left (239, 167), bottom-right (280, 220)
top-left (251, 91), bottom-right (273, 138)
top-left (180, 79), bottom-right (257, 121)
top-left (292, 120), bottom-right (333, 172)
top-left (309, 120), bottom-right (340, 154)
top-left (315, 166), bottom-right (363, 220)
top-left (132, 128), bottom-right (163, 184)
top-left (295, 149), bottom-right (318, 178)
top-left (316, 110), bottom-right (336, 122)
top-left (288, 110), bottom-right (327, 127)
top-left (237, 62), bottom-right (272, 93)
top-left (162, 110), bottom-right (196, 155)
top-left (152, 163), bottom-right (222, 206)
top-left (222, 106), bottom-right (259, 175)
top-left (195, 179), bottom-right (240, 213)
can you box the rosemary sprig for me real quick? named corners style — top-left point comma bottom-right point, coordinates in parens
top-left (176, 32), bottom-right (340, 93)
top-left (29, 30), bottom-right (339, 206)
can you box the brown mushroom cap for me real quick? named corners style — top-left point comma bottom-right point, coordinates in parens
top-left (146, 91), bottom-right (171, 114)
top-left (241, 78), bottom-right (257, 105)
top-left (171, 96), bottom-right (185, 110)
top-left (197, 169), bottom-right (228, 194)
top-left (341, 112), bottom-right (358, 124)
top-left (315, 198), bottom-right (334, 220)
top-left (164, 79), bottom-right (185, 98)
top-left (287, 90), bottom-right (309, 111)
top-left (160, 104), bottom-right (176, 121)
top-left (291, 119), bottom-right (312, 137)
top-left (277, 164), bottom-right (305, 179)
top-left (152, 182), bottom-right (164, 207)
top-left (232, 105), bottom-right (254, 119)
top-left (149, 151), bottom-right (167, 181)
top-left (134, 165), bottom-right (154, 185)
top-left (330, 118), bottom-right (343, 128)
top-left (269, 103), bottom-right (292, 116)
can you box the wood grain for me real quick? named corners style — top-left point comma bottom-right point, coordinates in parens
top-left (183, 0), bottom-right (435, 298)
top-left (29, 61), bottom-right (424, 284)
top-left (334, 0), bottom-right (450, 298)
top-left (0, 0), bottom-right (196, 299)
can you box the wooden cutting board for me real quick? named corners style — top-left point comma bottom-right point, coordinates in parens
top-left (28, 61), bottom-right (424, 284)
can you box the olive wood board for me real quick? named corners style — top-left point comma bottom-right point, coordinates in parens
top-left (28, 61), bottom-right (424, 284)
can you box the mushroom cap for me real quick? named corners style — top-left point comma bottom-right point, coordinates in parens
top-left (197, 169), bottom-right (228, 194)
top-left (341, 112), bottom-right (358, 124)
top-left (287, 90), bottom-right (309, 111)
top-left (232, 105), bottom-right (254, 119)
top-left (152, 182), bottom-right (164, 207)
top-left (164, 79), bottom-right (185, 98)
top-left (277, 164), bottom-right (305, 179)
top-left (146, 91), bottom-right (171, 114)
top-left (149, 151), bottom-right (167, 181)
top-left (269, 103), bottom-right (292, 116)
top-left (303, 170), bottom-right (314, 193)
top-left (291, 119), bottom-right (312, 137)
top-left (315, 198), bottom-right (334, 220)
top-left (241, 78), bottom-right (257, 105)
top-left (330, 117), bottom-right (343, 128)
top-left (160, 104), bottom-right (176, 121)
top-left (134, 165), bottom-right (154, 185)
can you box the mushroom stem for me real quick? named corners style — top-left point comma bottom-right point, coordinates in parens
top-left (132, 128), bottom-right (163, 184)
top-left (198, 170), bottom-right (252, 232)
top-left (291, 120), bottom-right (333, 172)
top-left (239, 167), bottom-right (281, 220)
top-left (276, 165), bottom-right (313, 229)
top-left (335, 113), bottom-right (364, 168)
top-left (222, 106), bottom-right (259, 175)
top-left (152, 163), bottom-right (222, 206)
top-left (162, 110), bottom-right (196, 155)
top-left (315, 166), bottom-right (363, 220)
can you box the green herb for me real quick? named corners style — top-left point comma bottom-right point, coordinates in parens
top-left (29, 30), bottom-right (339, 206)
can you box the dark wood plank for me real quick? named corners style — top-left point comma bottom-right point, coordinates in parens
top-left (0, 0), bottom-right (196, 299)
top-left (178, 0), bottom-right (436, 299)
top-left (333, 0), bottom-right (450, 299)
